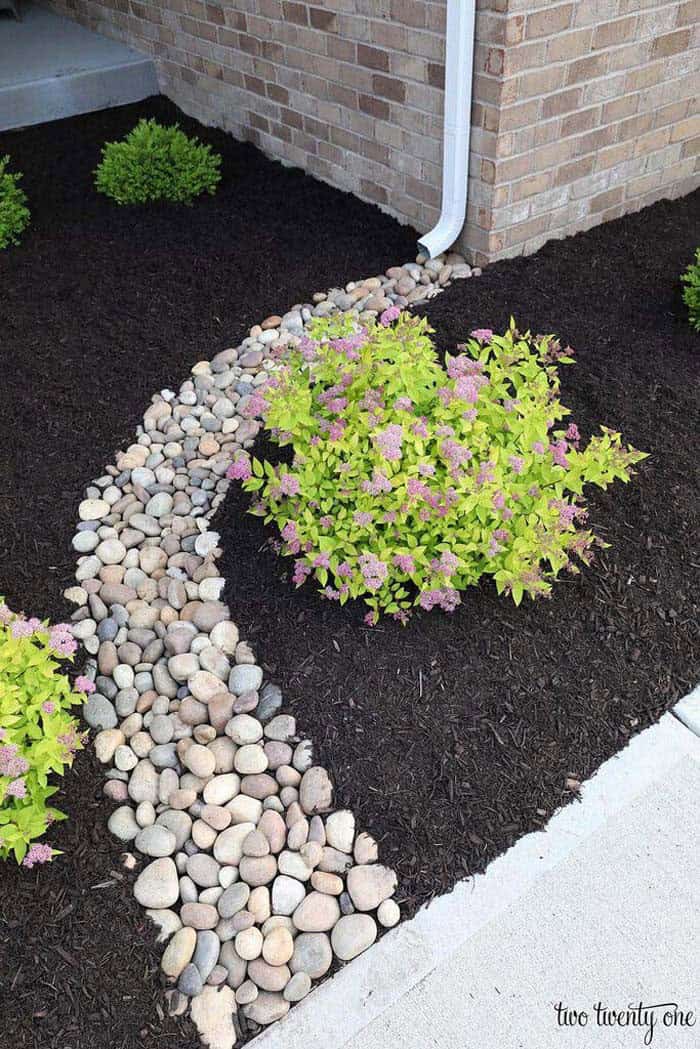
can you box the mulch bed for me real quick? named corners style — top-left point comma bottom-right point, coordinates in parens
top-left (0, 94), bottom-right (416, 624)
top-left (0, 97), bottom-right (415, 1049)
top-left (215, 191), bottom-right (699, 919)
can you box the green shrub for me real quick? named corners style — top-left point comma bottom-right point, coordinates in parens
top-left (0, 602), bottom-right (86, 866)
top-left (681, 248), bottom-right (700, 332)
top-left (228, 311), bottom-right (646, 624)
top-left (94, 118), bottom-right (222, 205)
top-left (0, 155), bottom-right (30, 250)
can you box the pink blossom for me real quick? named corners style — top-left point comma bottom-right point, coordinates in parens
top-left (528, 485), bottom-right (540, 497)
top-left (359, 388), bottom-right (385, 412)
top-left (10, 619), bottom-right (34, 639)
top-left (532, 441), bottom-right (546, 455)
top-left (292, 560), bottom-right (311, 586)
top-left (337, 562), bottom-right (353, 578)
top-left (441, 439), bottom-right (472, 470)
top-left (73, 676), bottom-right (95, 695)
top-left (470, 328), bottom-right (493, 342)
top-left (319, 515), bottom-right (333, 528)
top-left (6, 777), bottom-right (26, 798)
top-left (361, 470), bottom-right (392, 496)
top-left (225, 454), bottom-right (251, 479)
top-left (454, 373), bottom-right (487, 404)
top-left (358, 553), bottom-right (388, 592)
top-left (509, 455), bottom-right (525, 474)
top-left (407, 478), bottom-right (429, 500)
top-left (394, 396), bottom-right (412, 411)
top-left (41, 702), bottom-right (56, 715)
top-left (380, 305), bottom-right (401, 326)
top-left (328, 420), bottom-right (346, 442)
top-left (374, 424), bottom-right (403, 462)
top-left (243, 392), bottom-right (269, 419)
top-left (0, 603), bottom-right (13, 624)
top-left (320, 586), bottom-right (341, 601)
top-left (431, 550), bottom-right (459, 576)
top-left (22, 843), bottom-right (54, 868)
top-left (549, 439), bottom-right (570, 469)
top-left (565, 422), bottom-right (580, 447)
top-left (476, 460), bottom-right (496, 486)
top-left (279, 473), bottom-right (301, 496)
top-left (0, 745), bottom-right (29, 777)
top-left (419, 587), bottom-right (460, 612)
top-left (411, 418), bottom-right (429, 439)
top-left (417, 463), bottom-right (435, 477)
top-left (393, 554), bottom-right (415, 573)
top-left (312, 553), bottom-right (331, 569)
top-left (492, 491), bottom-right (506, 510)
top-left (363, 611), bottom-right (377, 627)
top-left (353, 511), bottom-right (374, 526)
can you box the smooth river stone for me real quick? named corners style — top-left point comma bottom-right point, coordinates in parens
top-left (228, 664), bottom-right (263, 695)
top-left (134, 858), bottom-right (179, 908)
top-left (288, 932), bottom-right (333, 979)
top-left (213, 822), bottom-right (256, 866)
top-left (299, 767), bottom-right (333, 814)
top-left (331, 913), bottom-right (377, 961)
top-left (292, 892), bottom-right (340, 932)
top-left (346, 864), bottom-right (397, 911)
top-left (161, 926), bottom-right (197, 979)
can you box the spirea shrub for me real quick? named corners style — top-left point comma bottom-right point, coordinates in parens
top-left (229, 312), bottom-right (646, 624)
top-left (0, 601), bottom-right (87, 866)
top-left (94, 118), bottom-right (222, 205)
top-left (0, 154), bottom-right (30, 250)
top-left (681, 248), bottom-right (700, 332)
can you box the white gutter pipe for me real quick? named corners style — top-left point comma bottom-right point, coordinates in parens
top-left (418, 0), bottom-right (476, 259)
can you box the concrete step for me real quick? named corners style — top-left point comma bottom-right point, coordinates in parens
top-left (0, 4), bottom-right (158, 132)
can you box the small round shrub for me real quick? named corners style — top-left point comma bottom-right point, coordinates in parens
top-left (0, 601), bottom-right (87, 866)
top-left (94, 118), bottom-right (222, 205)
top-left (228, 311), bottom-right (646, 624)
top-left (681, 248), bottom-right (700, 332)
top-left (0, 154), bottom-right (30, 250)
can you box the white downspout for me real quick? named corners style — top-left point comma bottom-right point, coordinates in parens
top-left (418, 0), bottom-right (476, 259)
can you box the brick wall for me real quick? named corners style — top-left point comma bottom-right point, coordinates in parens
top-left (47, 0), bottom-right (699, 264)
top-left (479, 0), bottom-right (700, 260)
top-left (46, 0), bottom-right (454, 235)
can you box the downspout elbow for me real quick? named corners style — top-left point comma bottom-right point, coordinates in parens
top-left (417, 0), bottom-right (476, 260)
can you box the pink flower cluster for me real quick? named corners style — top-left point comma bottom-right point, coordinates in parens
top-left (48, 623), bottom-right (77, 657)
top-left (418, 587), bottom-right (461, 612)
top-left (431, 550), bottom-right (459, 576)
top-left (380, 305), bottom-right (401, 326)
top-left (0, 744), bottom-right (29, 779)
top-left (22, 842), bottom-right (53, 868)
top-left (358, 553), bottom-right (388, 591)
top-left (361, 470), bottom-right (392, 496)
top-left (227, 457), bottom-right (252, 481)
top-left (374, 424), bottom-right (403, 462)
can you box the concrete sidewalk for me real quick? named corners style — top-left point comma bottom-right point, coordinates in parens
top-left (256, 697), bottom-right (700, 1049)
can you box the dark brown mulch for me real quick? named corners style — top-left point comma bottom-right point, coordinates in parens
top-left (0, 93), bottom-right (416, 625)
top-left (0, 97), bottom-right (415, 1049)
top-left (215, 192), bottom-right (700, 919)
